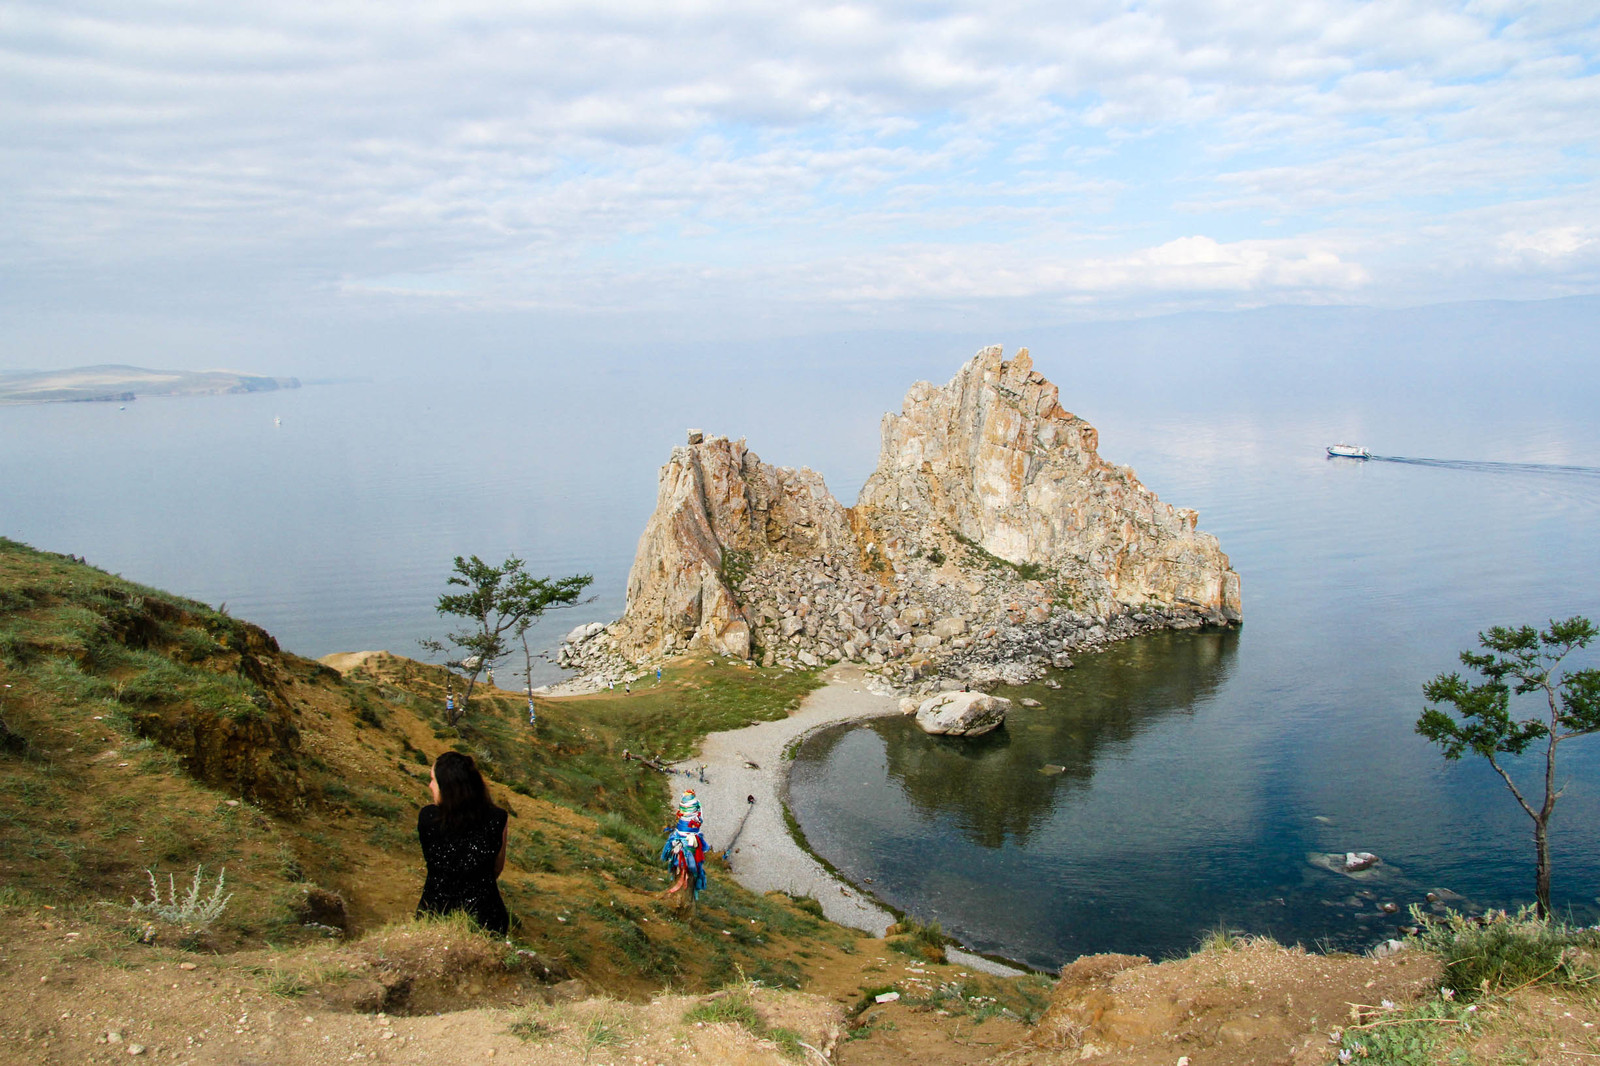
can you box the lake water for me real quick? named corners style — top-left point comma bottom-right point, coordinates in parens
top-left (789, 405), bottom-right (1600, 967)
top-left (3, 316), bottom-right (1599, 967)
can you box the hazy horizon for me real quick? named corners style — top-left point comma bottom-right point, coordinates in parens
top-left (5, 2), bottom-right (1599, 382)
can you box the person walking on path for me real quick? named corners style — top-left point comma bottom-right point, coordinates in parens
top-left (416, 752), bottom-right (510, 934)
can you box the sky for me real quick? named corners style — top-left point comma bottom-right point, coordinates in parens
top-left (3, 0), bottom-right (1599, 374)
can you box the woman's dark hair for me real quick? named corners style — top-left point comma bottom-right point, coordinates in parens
top-left (432, 751), bottom-right (499, 830)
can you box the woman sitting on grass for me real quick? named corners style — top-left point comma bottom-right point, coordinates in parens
top-left (416, 751), bottom-right (509, 935)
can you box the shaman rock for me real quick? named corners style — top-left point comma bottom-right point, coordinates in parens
top-left (608, 346), bottom-right (1242, 682)
top-left (858, 346), bottom-right (1241, 623)
top-left (915, 691), bottom-right (1011, 737)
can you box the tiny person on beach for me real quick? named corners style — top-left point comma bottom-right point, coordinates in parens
top-left (416, 751), bottom-right (510, 934)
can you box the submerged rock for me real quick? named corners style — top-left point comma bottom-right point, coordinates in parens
top-left (915, 691), bottom-right (1011, 736)
top-left (1308, 852), bottom-right (1385, 880)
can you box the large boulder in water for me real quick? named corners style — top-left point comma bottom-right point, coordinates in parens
top-left (915, 691), bottom-right (1011, 737)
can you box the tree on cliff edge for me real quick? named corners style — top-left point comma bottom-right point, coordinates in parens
top-left (1417, 616), bottom-right (1600, 917)
top-left (422, 555), bottom-right (592, 726)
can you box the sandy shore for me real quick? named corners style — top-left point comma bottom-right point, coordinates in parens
top-left (673, 664), bottom-right (1025, 976)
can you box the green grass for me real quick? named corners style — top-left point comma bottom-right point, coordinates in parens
top-left (1413, 905), bottom-right (1600, 997)
top-left (579, 1010), bottom-right (629, 1059)
top-left (683, 991), bottom-right (806, 1058)
top-left (439, 657), bottom-right (820, 829)
top-left (0, 538), bottom-right (865, 989)
top-left (886, 915), bottom-right (947, 963)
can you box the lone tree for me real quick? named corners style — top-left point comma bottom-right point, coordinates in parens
top-left (422, 555), bottom-right (592, 726)
top-left (1417, 616), bottom-right (1600, 917)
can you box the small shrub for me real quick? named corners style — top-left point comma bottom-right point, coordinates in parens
top-left (1413, 905), bottom-right (1599, 996)
top-left (130, 864), bottom-right (232, 935)
top-left (886, 916), bottom-right (947, 964)
top-left (1333, 992), bottom-right (1471, 1066)
top-left (790, 894), bottom-right (824, 918)
top-left (507, 1010), bottom-right (552, 1042)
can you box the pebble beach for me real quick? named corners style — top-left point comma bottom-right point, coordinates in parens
top-left (673, 664), bottom-right (1024, 976)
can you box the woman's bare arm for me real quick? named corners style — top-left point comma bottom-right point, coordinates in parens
top-left (495, 820), bottom-right (508, 877)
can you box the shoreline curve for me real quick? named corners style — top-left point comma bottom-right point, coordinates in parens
top-left (671, 664), bottom-right (1026, 977)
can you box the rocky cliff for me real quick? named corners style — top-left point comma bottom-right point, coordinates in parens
top-left (573, 347), bottom-right (1241, 689)
top-left (858, 346), bottom-right (1241, 623)
top-left (605, 432), bottom-right (857, 662)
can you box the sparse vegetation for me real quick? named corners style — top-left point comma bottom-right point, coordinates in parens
top-left (579, 1008), bottom-right (630, 1059)
top-left (1332, 992), bottom-right (1473, 1066)
top-left (719, 547), bottom-right (754, 592)
top-left (950, 528), bottom-right (1051, 581)
top-left (886, 915), bottom-right (948, 963)
top-left (130, 864), bottom-right (232, 934)
top-left (683, 988), bottom-right (805, 1058)
top-left (1412, 904), bottom-right (1600, 997)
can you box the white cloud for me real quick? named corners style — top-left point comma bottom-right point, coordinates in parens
top-left (802, 235), bottom-right (1368, 304)
top-left (1496, 225), bottom-right (1599, 266)
top-left (0, 0), bottom-right (1596, 342)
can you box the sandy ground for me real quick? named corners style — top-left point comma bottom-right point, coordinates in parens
top-left (675, 665), bottom-right (1023, 977)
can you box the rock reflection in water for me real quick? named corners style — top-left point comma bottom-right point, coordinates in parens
top-left (878, 628), bottom-right (1240, 849)
top-left (787, 628), bottom-right (1242, 965)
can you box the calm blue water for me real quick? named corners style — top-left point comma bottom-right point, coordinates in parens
top-left (789, 404), bottom-right (1600, 967)
top-left (3, 322), bottom-right (1599, 968)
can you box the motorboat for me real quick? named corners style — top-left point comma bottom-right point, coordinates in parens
top-left (1327, 443), bottom-right (1370, 459)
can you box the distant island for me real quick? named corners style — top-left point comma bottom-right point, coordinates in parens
top-left (0, 364), bottom-right (301, 405)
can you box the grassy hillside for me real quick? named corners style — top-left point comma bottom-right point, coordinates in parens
top-left (0, 537), bottom-right (851, 993)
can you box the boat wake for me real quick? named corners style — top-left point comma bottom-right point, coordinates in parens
top-left (1367, 455), bottom-right (1600, 479)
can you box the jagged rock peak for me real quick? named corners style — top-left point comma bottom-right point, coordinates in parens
top-left (586, 349), bottom-right (1241, 682)
top-left (857, 346), bottom-right (1241, 622)
top-left (611, 432), bottom-right (856, 661)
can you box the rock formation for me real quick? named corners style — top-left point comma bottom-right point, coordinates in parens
top-left (567, 346), bottom-right (1242, 690)
top-left (915, 691), bottom-right (1011, 737)
top-left (858, 346), bottom-right (1241, 623)
top-left (600, 435), bottom-right (858, 664)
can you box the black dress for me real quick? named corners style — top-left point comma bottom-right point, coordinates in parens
top-left (416, 804), bottom-right (510, 934)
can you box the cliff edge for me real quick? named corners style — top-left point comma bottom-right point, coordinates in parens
top-left (580, 346), bottom-right (1241, 688)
